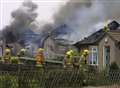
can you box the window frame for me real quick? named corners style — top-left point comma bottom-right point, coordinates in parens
top-left (89, 46), bottom-right (98, 65)
top-left (103, 46), bottom-right (110, 67)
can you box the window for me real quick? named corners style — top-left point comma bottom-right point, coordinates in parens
top-left (89, 46), bottom-right (98, 65)
top-left (103, 46), bottom-right (110, 67)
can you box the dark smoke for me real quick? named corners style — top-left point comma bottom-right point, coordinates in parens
top-left (2, 0), bottom-right (38, 44)
top-left (2, 0), bottom-right (120, 48)
top-left (54, 0), bottom-right (120, 44)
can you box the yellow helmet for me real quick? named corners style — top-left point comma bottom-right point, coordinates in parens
top-left (66, 50), bottom-right (74, 57)
top-left (38, 48), bottom-right (44, 52)
top-left (83, 49), bottom-right (89, 54)
top-left (82, 49), bottom-right (89, 57)
top-left (5, 49), bottom-right (11, 53)
top-left (20, 48), bottom-right (26, 52)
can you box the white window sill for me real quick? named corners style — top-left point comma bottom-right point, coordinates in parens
top-left (89, 64), bottom-right (99, 66)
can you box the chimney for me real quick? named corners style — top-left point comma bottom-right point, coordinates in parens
top-left (108, 20), bottom-right (119, 30)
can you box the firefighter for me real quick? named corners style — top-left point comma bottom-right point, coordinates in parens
top-left (103, 20), bottom-right (111, 32)
top-left (35, 48), bottom-right (45, 67)
top-left (82, 50), bottom-right (89, 60)
top-left (80, 49), bottom-right (89, 64)
top-left (18, 48), bottom-right (26, 57)
top-left (79, 49), bottom-right (89, 71)
top-left (4, 48), bottom-right (11, 63)
top-left (64, 50), bottom-right (74, 68)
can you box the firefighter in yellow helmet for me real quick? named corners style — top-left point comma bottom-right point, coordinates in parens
top-left (79, 49), bottom-right (89, 71)
top-left (35, 48), bottom-right (44, 67)
top-left (82, 50), bottom-right (89, 58)
top-left (20, 48), bottom-right (26, 56)
top-left (64, 49), bottom-right (74, 68)
top-left (80, 49), bottom-right (89, 64)
top-left (4, 48), bottom-right (11, 63)
top-left (17, 48), bottom-right (26, 57)
top-left (104, 20), bottom-right (111, 32)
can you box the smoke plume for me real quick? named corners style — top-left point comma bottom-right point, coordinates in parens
top-left (54, 0), bottom-right (120, 44)
top-left (2, 0), bottom-right (38, 44)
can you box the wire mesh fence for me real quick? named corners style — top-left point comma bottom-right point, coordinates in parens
top-left (0, 64), bottom-right (119, 88)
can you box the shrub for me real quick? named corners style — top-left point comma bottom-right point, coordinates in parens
top-left (110, 62), bottom-right (119, 71)
top-left (11, 57), bottom-right (19, 64)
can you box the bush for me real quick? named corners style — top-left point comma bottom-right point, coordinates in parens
top-left (0, 74), bottom-right (18, 88)
top-left (110, 62), bottom-right (119, 71)
top-left (11, 57), bottom-right (19, 64)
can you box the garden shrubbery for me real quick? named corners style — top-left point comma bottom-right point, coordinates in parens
top-left (11, 57), bottom-right (19, 64)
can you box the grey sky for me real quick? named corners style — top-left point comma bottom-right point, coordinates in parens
top-left (0, 0), bottom-right (69, 30)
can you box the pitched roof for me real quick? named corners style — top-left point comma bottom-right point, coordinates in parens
top-left (74, 29), bottom-right (120, 47)
top-left (74, 21), bottom-right (120, 47)
top-left (74, 29), bottom-right (106, 46)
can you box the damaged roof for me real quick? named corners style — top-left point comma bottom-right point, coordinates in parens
top-left (74, 29), bottom-right (106, 46)
top-left (74, 20), bottom-right (120, 46)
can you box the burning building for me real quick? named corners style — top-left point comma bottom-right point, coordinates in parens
top-left (74, 21), bottom-right (120, 70)
top-left (43, 24), bottom-right (78, 60)
top-left (2, 0), bottom-right (120, 61)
